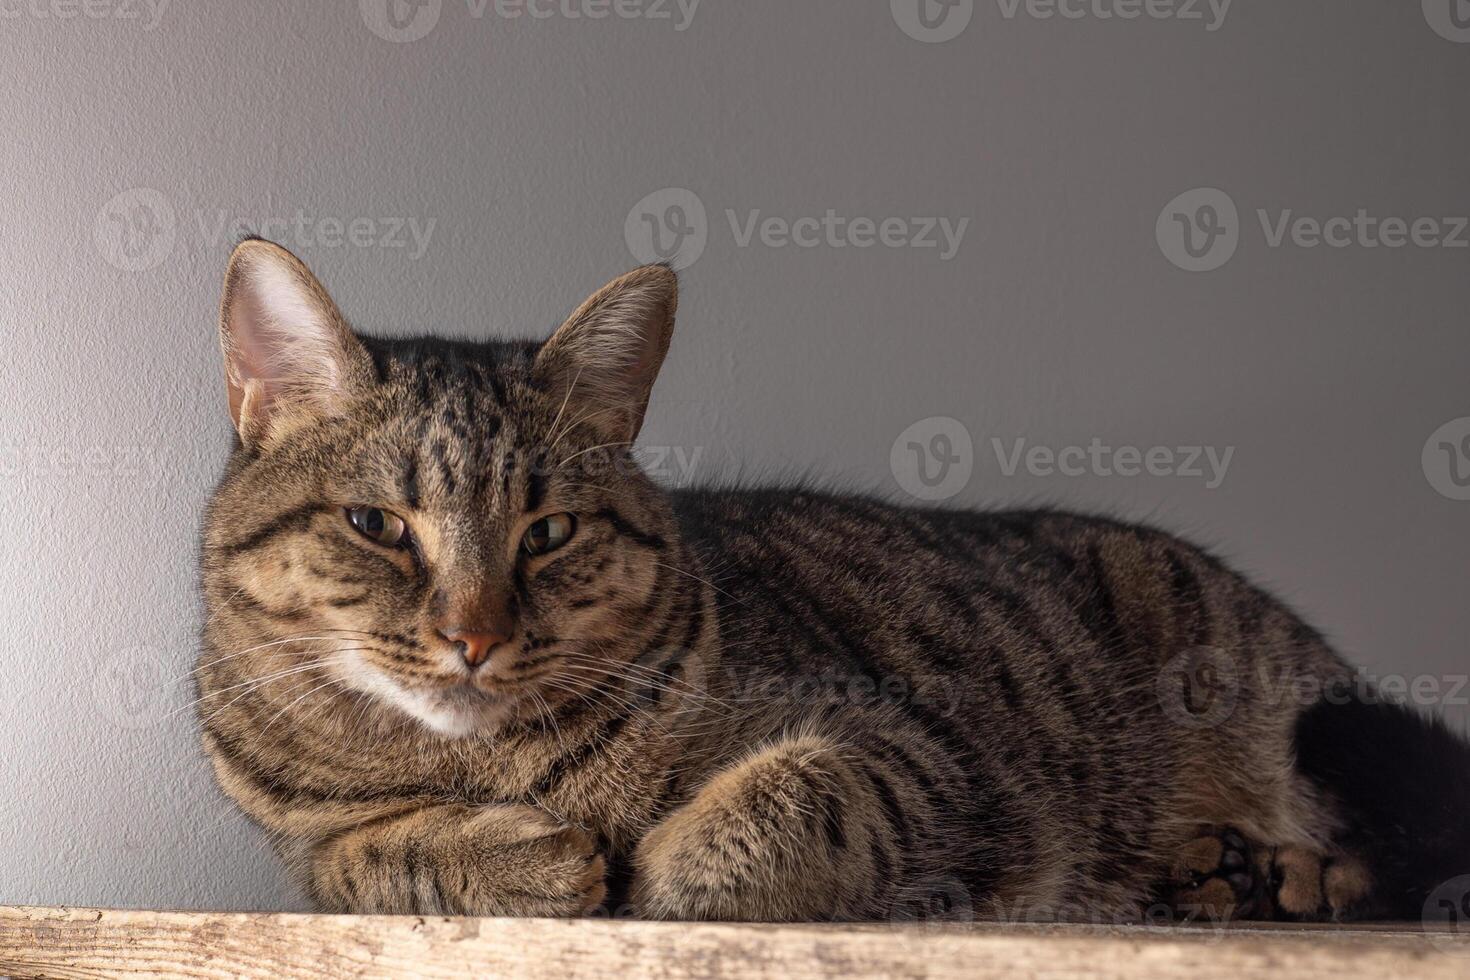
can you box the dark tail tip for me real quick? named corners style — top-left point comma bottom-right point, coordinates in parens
top-left (1295, 690), bottom-right (1470, 919)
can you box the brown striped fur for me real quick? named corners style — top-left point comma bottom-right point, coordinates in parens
top-left (198, 240), bottom-right (1414, 923)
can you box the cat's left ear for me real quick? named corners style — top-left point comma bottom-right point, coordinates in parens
top-left (218, 239), bottom-right (375, 445)
top-left (533, 264), bottom-right (678, 445)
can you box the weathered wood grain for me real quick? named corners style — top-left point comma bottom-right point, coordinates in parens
top-left (0, 906), bottom-right (1465, 980)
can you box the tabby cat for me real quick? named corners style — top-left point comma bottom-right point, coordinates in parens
top-left (197, 238), bottom-right (1470, 923)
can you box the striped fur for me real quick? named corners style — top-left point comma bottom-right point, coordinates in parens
top-left (197, 241), bottom-right (1460, 922)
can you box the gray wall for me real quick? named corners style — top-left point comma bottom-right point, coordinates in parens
top-left (1, 0), bottom-right (1467, 911)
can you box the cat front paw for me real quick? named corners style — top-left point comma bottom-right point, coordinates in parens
top-left (309, 803), bottom-right (606, 917)
top-left (630, 736), bottom-right (857, 921)
top-left (466, 805), bottom-right (608, 916)
top-left (518, 825), bottom-right (609, 916)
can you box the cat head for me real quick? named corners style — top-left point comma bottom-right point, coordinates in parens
top-left (200, 239), bottom-right (685, 738)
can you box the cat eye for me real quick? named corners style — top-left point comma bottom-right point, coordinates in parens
top-left (523, 513), bottom-right (576, 556)
top-left (347, 506), bottom-right (409, 547)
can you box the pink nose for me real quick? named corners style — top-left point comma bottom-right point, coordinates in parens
top-left (439, 628), bottom-right (509, 669)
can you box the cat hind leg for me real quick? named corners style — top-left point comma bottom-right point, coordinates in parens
top-left (1166, 827), bottom-right (1372, 922)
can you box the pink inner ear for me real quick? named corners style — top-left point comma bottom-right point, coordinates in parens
top-left (222, 251), bottom-right (349, 433)
top-left (226, 285), bottom-right (283, 421)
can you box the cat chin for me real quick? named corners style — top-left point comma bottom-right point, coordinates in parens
top-left (331, 655), bottom-right (514, 738)
top-left (398, 686), bottom-right (517, 739)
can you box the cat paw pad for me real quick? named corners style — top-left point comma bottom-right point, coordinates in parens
top-left (1169, 826), bottom-right (1260, 921)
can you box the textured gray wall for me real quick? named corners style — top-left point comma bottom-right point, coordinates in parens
top-left (1, 0), bottom-right (1467, 911)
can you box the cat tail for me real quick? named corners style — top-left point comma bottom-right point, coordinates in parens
top-left (1294, 685), bottom-right (1470, 920)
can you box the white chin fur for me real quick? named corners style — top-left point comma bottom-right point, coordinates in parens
top-left (332, 650), bottom-right (512, 738)
top-left (400, 688), bottom-right (514, 738)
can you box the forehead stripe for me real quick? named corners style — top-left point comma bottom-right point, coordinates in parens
top-left (400, 456), bottom-right (421, 509)
top-left (223, 504), bottom-right (324, 555)
top-left (526, 467), bottom-right (548, 514)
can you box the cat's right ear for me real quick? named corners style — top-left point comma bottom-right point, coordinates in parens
top-left (532, 264), bottom-right (678, 446)
top-left (218, 239), bottom-right (374, 445)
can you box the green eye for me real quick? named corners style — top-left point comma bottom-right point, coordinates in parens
top-left (347, 506), bottom-right (408, 547)
top-left (523, 513), bottom-right (576, 556)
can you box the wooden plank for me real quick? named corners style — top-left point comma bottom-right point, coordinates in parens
top-left (0, 906), bottom-right (1466, 980)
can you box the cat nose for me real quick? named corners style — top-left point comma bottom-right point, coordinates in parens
top-left (439, 628), bottom-right (510, 669)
